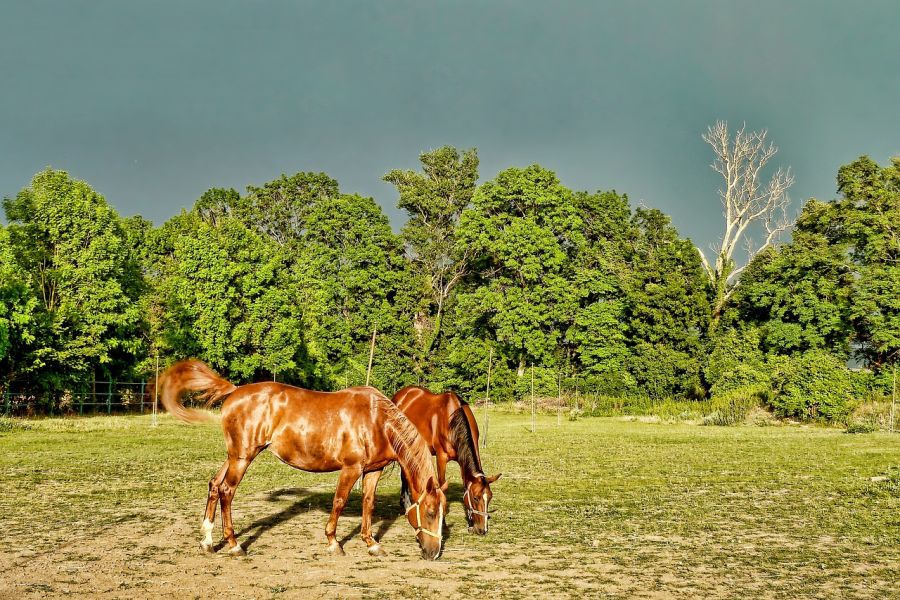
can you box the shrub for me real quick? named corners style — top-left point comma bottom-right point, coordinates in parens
top-left (705, 327), bottom-right (767, 394)
top-left (0, 417), bottom-right (30, 433)
top-left (628, 343), bottom-right (703, 400)
top-left (769, 351), bottom-right (853, 421)
top-left (709, 363), bottom-right (772, 397)
top-left (702, 385), bottom-right (767, 426)
top-left (845, 399), bottom-right (897, 432)
top-left (844, 422), bottom-right (876, 434)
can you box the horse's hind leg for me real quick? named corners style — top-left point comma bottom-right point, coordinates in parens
top-left (219, 454), bottom-right (256, 556)
top-left (360, 469), bottom-right (385, 556)
top-left (325, 464), bottom-right (363, 555)
top-left (200, 461), bottom-right (228, 553)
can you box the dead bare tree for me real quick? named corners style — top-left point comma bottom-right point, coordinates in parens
top-left (698, 121), bottom-right (795, 328)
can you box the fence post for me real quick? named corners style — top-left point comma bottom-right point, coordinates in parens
top-left (891, 364), bottom-right (896, 434)
top-left (530, 364), bottom-right (535, 434)
top-left (557, 371), bottom-right (562, 426)
top-left (482, 347), bottom-right (492, 448)
top-left (140, 381), bottom-right (146, 414)
top-left (107, 380), bottom-right (113, 414)
top-left (365, 322), bottom-right (378, 387)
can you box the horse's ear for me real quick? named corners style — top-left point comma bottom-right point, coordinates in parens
top-left (426, 476), bottom-right (436, 493)
top-left (486, 473), bottom-right (502, 484)
top-left (440, 480), bottom-right (449, 493)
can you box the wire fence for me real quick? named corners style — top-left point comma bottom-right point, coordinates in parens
top-left (1, 381), bottom-right (154, 417)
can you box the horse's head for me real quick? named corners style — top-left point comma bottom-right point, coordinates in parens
top-left (405, 476), bottom-right (448, 560)
top-left (464, 473), bottom-right (501, 535)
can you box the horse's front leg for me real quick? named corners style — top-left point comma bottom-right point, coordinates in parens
top-left (436, 452), bottom-right (449, 487)
top-left (360, 469), bottom-right (386, 556)
top-left (436, 452), bottom-right (450, 515)
top-left (200, 460), bottom-right (228, 553)
top-left (325, 465), bottom-right (363, 555)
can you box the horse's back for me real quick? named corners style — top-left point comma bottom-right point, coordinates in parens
top-left (392, 386), bottom-right (467, 455)
top-left (221, 383), bottom-right (388, 472)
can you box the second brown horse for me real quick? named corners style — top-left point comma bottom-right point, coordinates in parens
top-left (392, 386), bottom-right (500, 535)
top-left (157, 360), bottom-right (448, 559)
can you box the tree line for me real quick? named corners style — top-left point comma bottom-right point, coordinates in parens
top-left (1, 130), bottom-right (898, 421)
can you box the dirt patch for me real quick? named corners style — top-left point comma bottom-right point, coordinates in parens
top-left (0, 491), bottom-right (639, 600)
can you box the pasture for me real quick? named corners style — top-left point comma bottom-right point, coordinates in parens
top-left (1, 412), bottom-right (898, 599)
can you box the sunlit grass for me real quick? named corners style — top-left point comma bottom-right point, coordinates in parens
top-left (2, 412), bottom-right (898, 598)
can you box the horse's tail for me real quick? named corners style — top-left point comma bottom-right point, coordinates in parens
top-left (153, 359), bottom-right (237, 423)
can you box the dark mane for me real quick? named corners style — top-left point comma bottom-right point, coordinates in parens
top-left (448, 404), bottom-right (484, 479)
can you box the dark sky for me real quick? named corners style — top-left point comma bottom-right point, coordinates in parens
top-left (2, 1), bottom-right (898, 250)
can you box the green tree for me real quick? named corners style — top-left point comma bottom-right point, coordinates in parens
top-left (2, 169), bottom-right (144, 390)
top-left (0, 225), bottom-right (40, 385)
top-left (298, 193), bottom-right (419, 391)
top-left (456, 165), bottom-right (582, 385)
top-left (838, 157), bottom-right (900, 367)
top-left (152, 209), bottom-right (313, 384)
top-left (567, 190), bottom-right (635, 393)
top-left (728, 201), bottom-right (853, 357)
top-left (625, 208), bottom-right (711, 398)
top-left (239, 172), bottom-right (339, 245)
top-left (384, 147), bottom-right (479, 361)
top-left (731, 156), bottom-right (900, 371)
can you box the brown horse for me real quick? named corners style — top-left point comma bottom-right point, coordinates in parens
top-left (392, 386), bottom-right (500, 535)
top-left (156, 360), bottom-right (448, 559)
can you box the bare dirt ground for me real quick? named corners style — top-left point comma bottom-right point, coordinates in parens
top-left (2, 414), bottom-right (897, 599)
top-left (1, 490), bottom-right (651, 600)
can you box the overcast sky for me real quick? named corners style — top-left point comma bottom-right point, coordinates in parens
top-left (2, 0), bottom-right (899, 250)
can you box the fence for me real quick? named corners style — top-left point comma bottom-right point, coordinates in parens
top-left (1, 381), bottom-right (154, 417)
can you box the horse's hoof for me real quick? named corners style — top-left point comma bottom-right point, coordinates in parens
top-left (228, 544), bottom-right (246, 557)
top-left (326, 542), bottom-right (345, 556)
top-left (199, 541), bottom-right (215, 554)
top-left (368, 544), bottom-right (387, 557)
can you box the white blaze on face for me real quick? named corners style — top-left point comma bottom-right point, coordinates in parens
top-left (435, 504), bottom-right (444, 559)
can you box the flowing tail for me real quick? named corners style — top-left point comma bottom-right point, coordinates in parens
top-left (153, 359), bottom-right (237, 423)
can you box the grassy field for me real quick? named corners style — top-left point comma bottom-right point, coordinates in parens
top-left (1, 412), bottom-right (898, 599)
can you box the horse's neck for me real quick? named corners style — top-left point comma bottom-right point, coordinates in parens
top-left (450, 405), bottom-right (484, 482)
top-left (383, 408), bottom-right (433, 495)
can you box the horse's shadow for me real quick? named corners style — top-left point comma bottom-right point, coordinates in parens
top-left (219, 482), bottom-right (468, 551)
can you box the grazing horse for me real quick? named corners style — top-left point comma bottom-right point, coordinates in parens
top-left (391, 386), bottom-right (501, 535)
top-left (156, 360), bottom-right (448, 560)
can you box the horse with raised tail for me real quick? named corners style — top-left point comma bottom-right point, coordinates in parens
top-left (156, 360), bottom-right (448, 559)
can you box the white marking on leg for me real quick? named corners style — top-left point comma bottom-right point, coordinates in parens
top-left (229, 543), bottom-right (244, 554)
top-left (368, 543), bottom-right (382, 555)
top-left (201, 519), bottom-right (214, 547)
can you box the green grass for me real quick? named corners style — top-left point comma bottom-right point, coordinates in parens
top-left (1, 412), bottom-right (898, 598)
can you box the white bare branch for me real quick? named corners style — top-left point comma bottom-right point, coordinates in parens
top-left (698, 121), bottom-right (796, 321)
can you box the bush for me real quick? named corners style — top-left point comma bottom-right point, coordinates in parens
top-left (709, 363), bottom-right (772, 397)
top-left (702, 385), bottom-right (767, 426)
top-left (514, 365), bottom-right (561, 399)
top-left (845, 400), bottom-right (897, 432)
top-left (705, 327), bottom-right (767, 394)
top-left (769, 351), bottom-right (853, 421)
top-left (844, 422), bottom-right (876, 434)
top-left (0, 417), bottom-right (30, 433)
top-left (628, 343), bottom-right (703, 400)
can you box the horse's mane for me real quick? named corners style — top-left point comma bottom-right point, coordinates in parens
top-left (449, 403), bottom-right (484, 478)
top-left (378, 396), bottom-right (434, 491)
